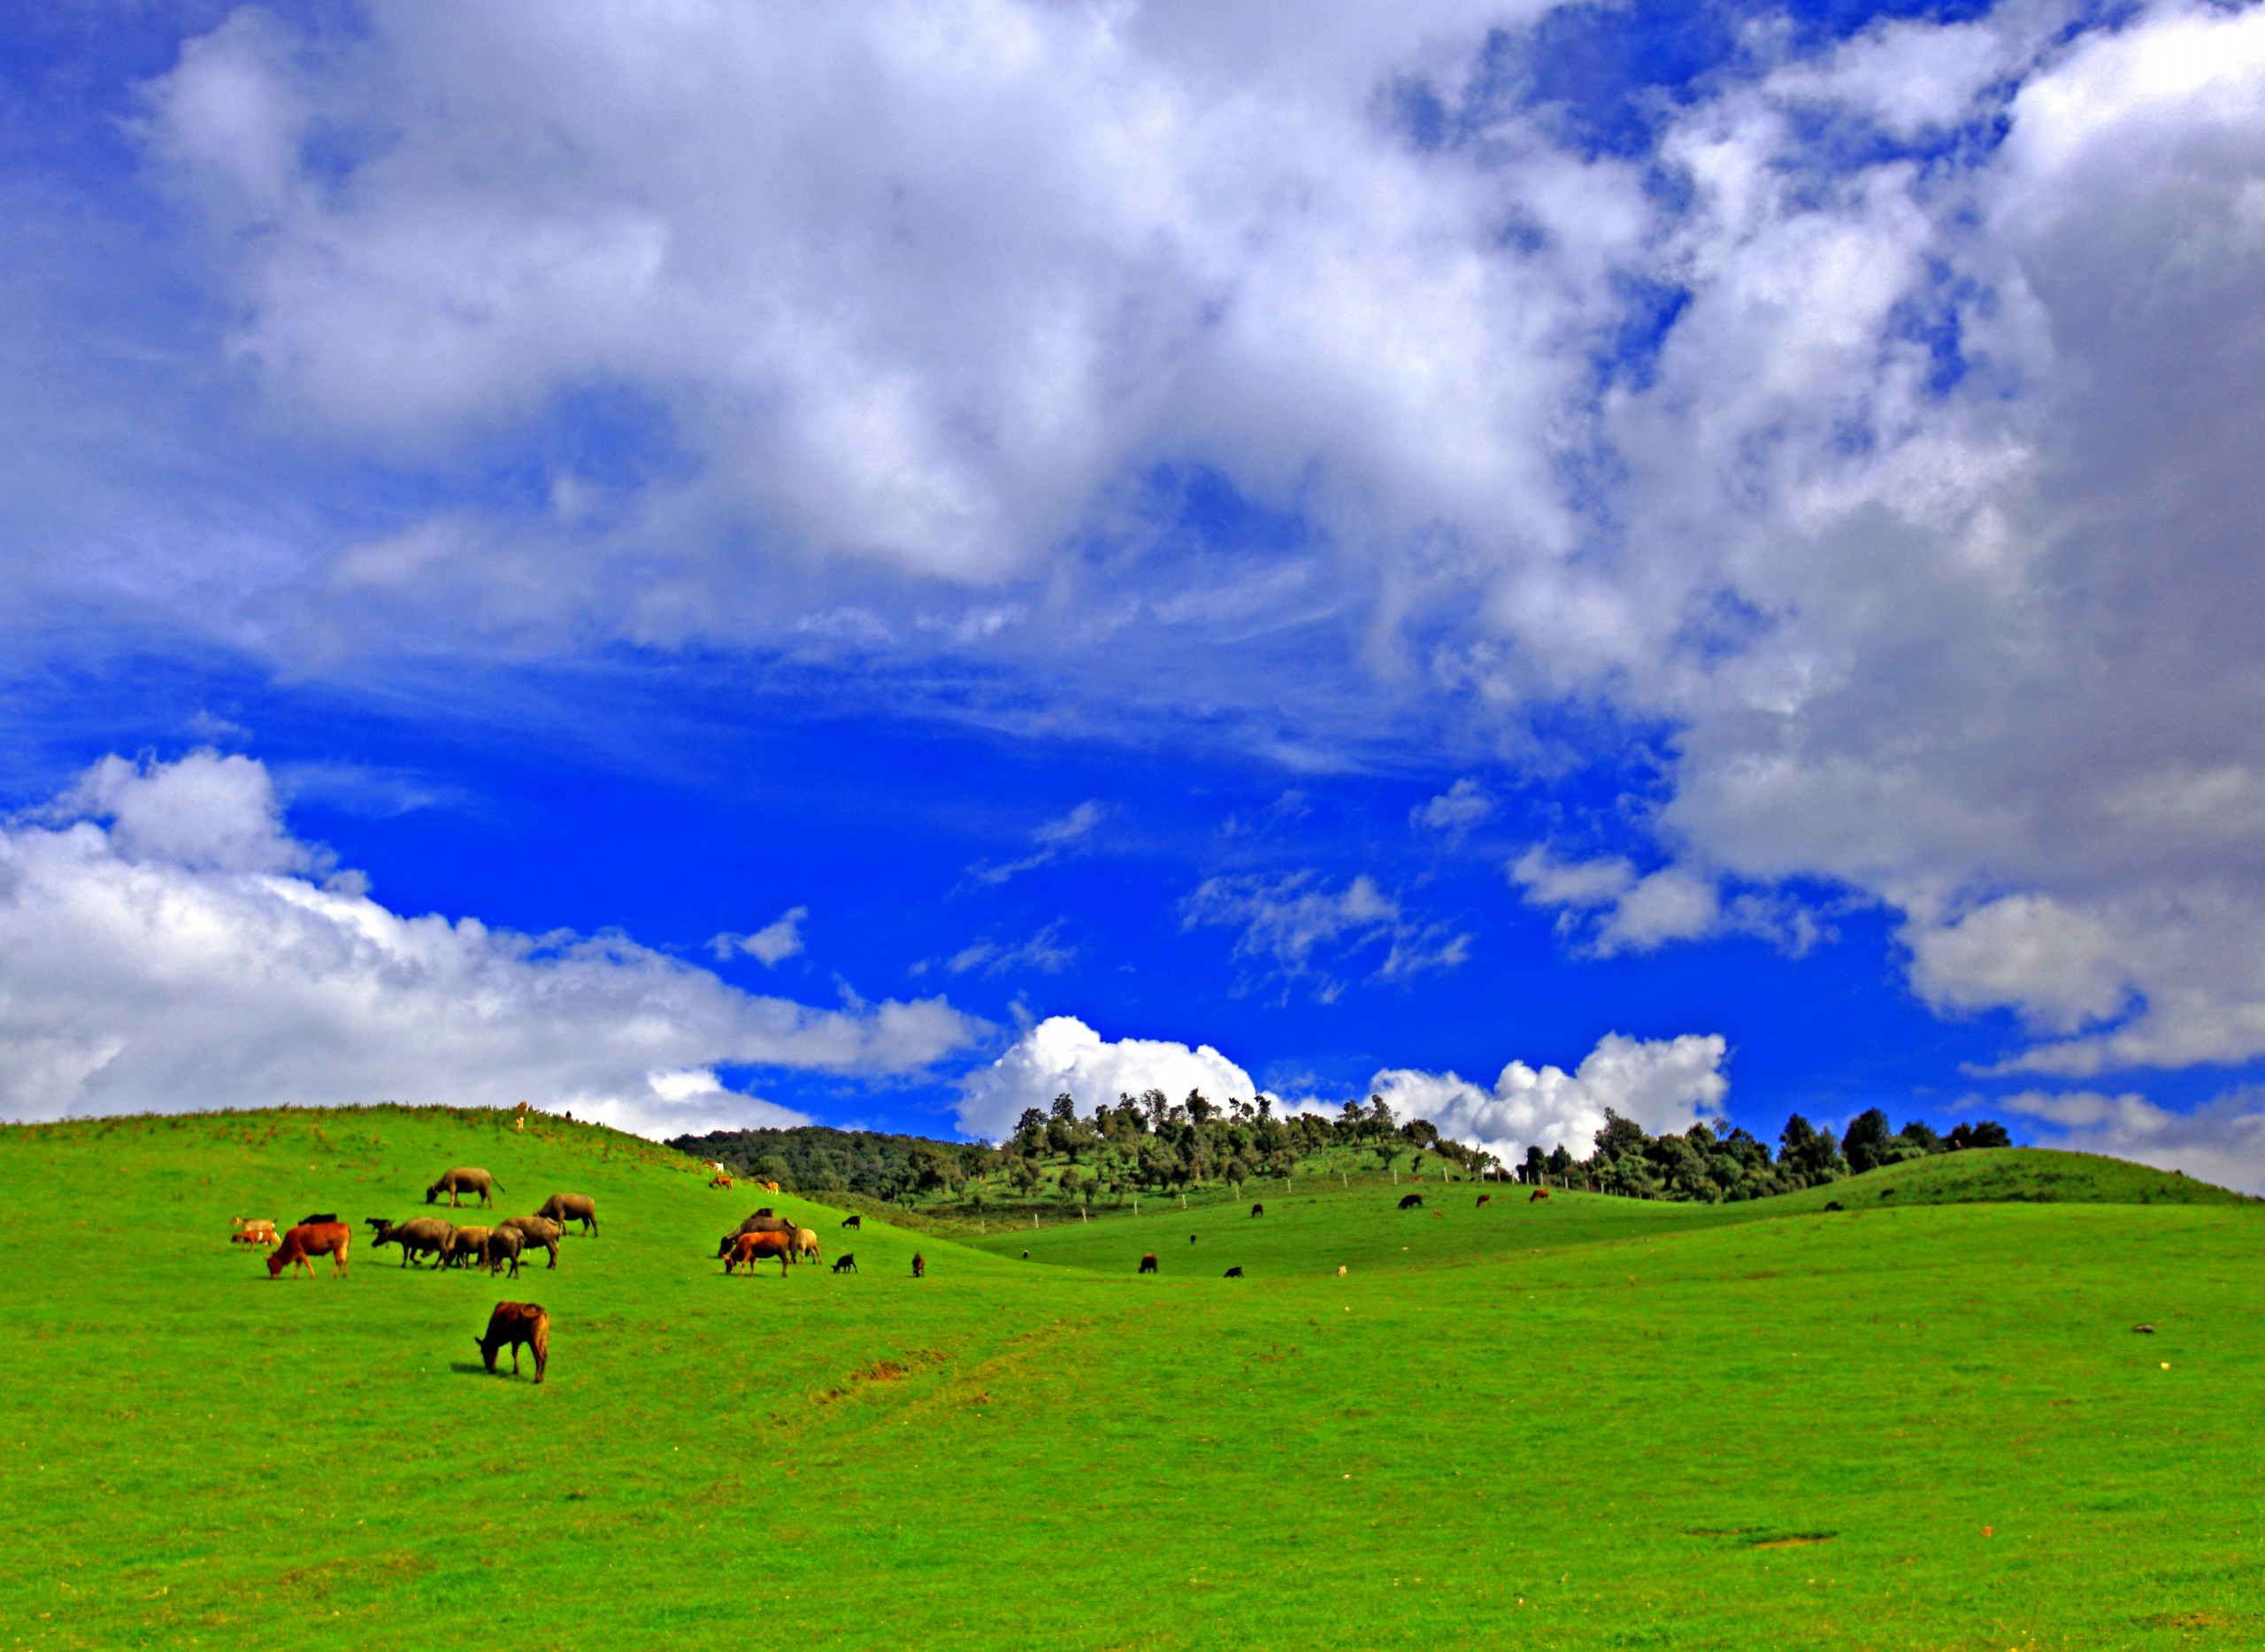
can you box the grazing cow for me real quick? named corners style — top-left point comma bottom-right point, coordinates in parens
top-left (703, 1160), bottom-right (726, 1179)
top-left (911, 1252), bottom-right (925, 1279)
top-left (475, 1302), bottom-right (549, 1382)
top-left (299, 1212), bottom-right (341, 1226)
top-left (841, 1214), bottom-right (862, 1230)
top-left (1336, 1264), bottom-right (1347, 1277)
top-left (1476, 1194), bottom-right (1493, 1208)
top-left (426, 1168), bottom-right (501, 1209)
top-left (759, 1180), bottom-right (780, 1195)
top-left (723, 1232), bottom-right (793, 1275)
top-left (1189, 1233), bottom-right (1198, 1244)
top-left (1224, 1266), bottom-right (1244, 1278)
top-left (732, 1214), bottom-right (794, 1238)
top-left (268, 1222), bottom-right (350, 1279)
top-left (230, 1218), bottom-right (279, 1247)
top-left (832, 1254), bottom-right (859, 1274)
top-left (535, 1193), bottom-right (598, 1235)
top-left (792, 1228), bottom-right (821, 1264)
top-left (1249, 1203), bottom-right (1263, 1218)
top-left (1824, 1200), bottom-right (1845, 1212)
top-left (1138, 1253), bottom-right (1159, 1274)
top-left (482, 1226), bottom-right (526, 1279)
top-left (1529, 1187), bottom-right (1551, 1204)
top-left (368, 1216), bottom-right (456, 1267)
top-left (1398, 1193), bottom-right (1424, 1210)
top-left (441, 1226), bottom-right (493, 1268)
top-left (709, 1172), bottom-right (734, 1190)
top-left (498, 1215), bottom-right (563, 1271)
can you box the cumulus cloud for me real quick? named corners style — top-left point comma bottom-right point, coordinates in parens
top-left (957, 1014), bottom-right (1256, 1139)
top-left (2, 0), bottom-right (2258, 1087)
top-left (2001, 1086), bottom-right (2265, 1195)
top-left (709, 906), bottom-right (809, 966)
top-left (0, 754), bottom-right (981, 1135)
top-left (1181, 871), bottom-right (1471, 998)
top-left (1369, 1033), bottom-right (1731, 1164)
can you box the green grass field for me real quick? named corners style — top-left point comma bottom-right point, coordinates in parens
top-left (4, 1109), bottom-right (2261, 1649)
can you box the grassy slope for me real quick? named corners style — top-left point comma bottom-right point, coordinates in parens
top-left (3, 1111), bottom-right (2261, 1650)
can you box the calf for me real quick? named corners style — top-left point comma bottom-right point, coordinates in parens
top-left (723, 1231), bottom-right (793, 1275)
top-left (535, 1193), bottom-right (598, 1235)
top-left (910, 1252), bottom-right (925, 1279)
top-left (1398, 1193), bottom-right (1424, 1210)
top-left (832, 1254), bottom-right (859, 1274)
top-left (230, 1218), bottom-right (278, 1247)
top-left (1529, 1187), bottom-right (1551, 1203)
top-left (758, 1180), bottom-right (780, 1195)
top-left (1336, 1264), bottom-right (1347, 1277)
top-left (475, 1302), bottom-right (549, 1382)
top-left (708, 1172), bottom-right (734, 1190)
top-left (1476, 1194), bottom-right (1493, 1208)
top-left (1249, 1203), bottom-right (1263, 1218)
top-left (841, 1214), bottom-right (862, 1230)
top-left (1138, 1253), bottom-right (1159, 1275)
top-left (1224, 1266), bottom-right (1244, 1279)
top-left (268, 1222), bottom-right (350, 1279)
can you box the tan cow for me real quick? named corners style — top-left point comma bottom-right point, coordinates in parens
top-left (230, 1218), bottom-right (279, 1247)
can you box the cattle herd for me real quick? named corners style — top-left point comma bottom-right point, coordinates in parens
top-left (242, 1160), bottom-right (1538, 1380)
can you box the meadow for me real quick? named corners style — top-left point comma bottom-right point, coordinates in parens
top-left (2, 1107), bottom-right (2259, 1649)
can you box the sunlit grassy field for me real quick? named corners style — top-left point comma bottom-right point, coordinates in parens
top-left (3, 1109), bottom-right (2259, 1649)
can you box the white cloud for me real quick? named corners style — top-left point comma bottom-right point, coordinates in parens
top-left (957, 1014), bottom-right (1255, 1139)
top-left (1182, 870), bottom-right (1471, 997)
top-left (1370, 1032), bottom-right (1732, 1164)
top-left (2002, 1086), bottom-right (2265, 1195)
top-left (1412, 778), bottom-right (1495, 836)
top-left (709, 905), bottom-right (809, 967)
top-left (0, 754), bottom-right (982, 1136)
top-left (10, 0), bottom-right (2265, 1089)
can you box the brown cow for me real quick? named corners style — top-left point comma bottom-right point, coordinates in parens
top-left (1476, 1194), bottom-right (1493, 1208)
top-left (368, 1216), bottom-right (455, 1267)
top-left (426, 1168), bottom-right (501, 1209)
top-left (230, 1218), bottom-right (279, 1247)
top-left (1138, 1253), bottom-right (1159, 1274)
top-left (267, 1222), bottom-right (350, 1279)
top-left (441, 1226), bottom-right (493, 1268)
top-left (482, 1226), bottom-right (526, 1278)
top-left (476, 1302), bottom-right (549, 1381)
top-left (498, 1215), bottom-right (563, 1270)
top-left (732, 1213), bottom-right (794, 1237)
top-left (759, 1180), bottom-right (780, 1194)
top-left (535, 1194), bottom-right (598, 1235)
top-left (910, 1251), bottom-right (925, 1279)
top-left (1530, 1187), bottom-right (1551, 1203)
top-left (723, 1231), bottom-right (793, 1276)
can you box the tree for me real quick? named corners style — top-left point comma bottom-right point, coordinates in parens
top-left (1006, 1155), bottom-right (1041, 1195)
top-left (1843, 1108), bottom-right (1895, 1175)
top-left (754, 1152), bottom-right (793, 1189)
top-left (1947, 1119), bottom-right (2012, 1149)
top-left (909, 1142), bottom-right (959, 1194)
top-left (1778, 1114), bottom-right (1846, 1186)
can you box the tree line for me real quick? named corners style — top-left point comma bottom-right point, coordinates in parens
top-left (673, 1095), bottom-right (2010, 1206)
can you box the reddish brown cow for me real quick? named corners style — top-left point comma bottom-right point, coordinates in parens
top-left (1476, 1194), bottom-right (1493, 1208)
top-left (267, 1222), bottom-right (351, 1279)
top-left (1530, 1187), bottom-right (1551, 1203)
top-left (1138, 1253), bottom-right (1159, 1274)
top-left (476, 1302), bottom-right (549, 1381)
top-left (722, 1231), bottom-right (794, 1276)
top-left (911, 1251), bottom-right (925, 1279)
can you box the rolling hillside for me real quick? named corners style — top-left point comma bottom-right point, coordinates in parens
top-left (3, 1109), bottom-right (2259, 1650)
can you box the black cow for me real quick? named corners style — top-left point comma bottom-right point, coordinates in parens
top-left (841, 1214), bottom-right (862, 1229)
top-left (1249, 1203), bottom-right (1264, 1218)
top-left (1224, 1266), bottom-right (1243, 1279)
top-left (832, 1253), bottom-right (859, 1273)
top-left (300, 1211), bottom-right (340, 1226)
top-left (1398, 1193), bottom-right (1424, 1210)
top-left (1138, 1253), bottom-right (1158, 1274)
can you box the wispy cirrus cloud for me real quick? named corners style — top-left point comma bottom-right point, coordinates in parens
top-left (1182, 871), bottom-right (1471, 1000)
top-left (968, 800), bottom-right (1109, 887)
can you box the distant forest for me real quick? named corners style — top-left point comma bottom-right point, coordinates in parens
top-left (671, 1091), bottom-right (2011, 1207)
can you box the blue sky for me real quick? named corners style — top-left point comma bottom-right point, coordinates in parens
top-left (7, 0), bottom-right (2265, 1185)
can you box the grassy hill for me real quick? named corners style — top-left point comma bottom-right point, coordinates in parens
top-left (3, 1109), bottom-right (2261, 1649)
